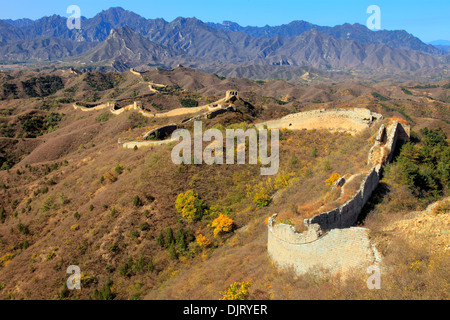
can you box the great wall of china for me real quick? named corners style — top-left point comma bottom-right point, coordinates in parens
top-left (73, 69), bottom-right (240, 149)
top-left (71, 77), bottom-right (411, 276)
top-left (256, 108), bottom-right (383, 135)
top-left (267, 120), bottom-right (410, 275)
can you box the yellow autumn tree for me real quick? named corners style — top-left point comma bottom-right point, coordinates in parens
top-left (196, 234), bottom-right (211, 248)
top-left (175, 190), bottom-right (207, 222)
top-left (220, 281), bottom-right (252, 300)
top-left (325, 173), bottom-right (341, 187)
top-left (211, 214), bottom-right (234, 237)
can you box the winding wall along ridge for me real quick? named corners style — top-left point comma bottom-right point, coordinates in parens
top-left (268, 120), bottom-right (410, 275)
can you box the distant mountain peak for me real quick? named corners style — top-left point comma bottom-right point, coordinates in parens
top-left (0, 8), bottom-right (446, 73)
top-left (93, 6), bottom-right (143, 23)
top-left (173, 16), bottom-right (201, 24)
top-left (100, 7), bottom-right (127, 14)
top-left (108, 25), bottom-right (135, 38)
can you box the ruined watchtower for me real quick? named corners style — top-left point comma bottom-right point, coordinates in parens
top-left (225, 90), bottom-right (239, 102)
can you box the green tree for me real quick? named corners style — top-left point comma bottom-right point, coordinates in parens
top-left (119, 256), bottom-right (134, 277)
top-left (157, 231), bottom-right (164, 247)
top-left (175, 227), bottom-right (187, 251)
top-left (169, 244), bottom-right (178, 260)
top-left (148, 259), bottom-right (154, 273)
top-left (133, 254), bottom-right (145, 273)
top-left (164, 228), bottom-right (174, 248)
top-left (92, 278), bottom-right (115, 300)
top-left (0, 207), bottom-right (5, 224)
top-left (133, 195), bottom-right (143, 207)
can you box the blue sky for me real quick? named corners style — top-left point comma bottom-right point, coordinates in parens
top-left (1, 0), bottom-right (449, 42)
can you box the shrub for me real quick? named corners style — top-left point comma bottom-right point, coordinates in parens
top-left (59, 193), bottom-right (69, 205)
top-left (40, 196), bottom-right (55, 213)
top-left (22, 239), bottom-right (29, 250)
top-left (119, 257), bottom-right (134, 277)
top-left (432, 200), bottom-right (450, 215)
top-left (130, 231), bottom-right (140, 238)
top-left (95, 113), bottom-right (112, 123)
top-left (323, 159), bottom-right (331, 171)
top-left (74, 212), bottom-right (80, 220)
top-left (109, 243), bottom-right (119, 253)
top-left (17, 223), bottom-right (29, 235)
top-left (103, 172), bottom-right (117, 183)
top-left (114, 165), bottom-right (124, 175)
top-left (196, 234), bottom-right (211, 248)
top-left (139, 222), bottom-right (149, 231)
top-left (0, 207), bottom-right (5, 223)
top-left (70, 224), bottom-right (79, 231)
top-left (180, 98), bottom-right (198, 108)
top-left (92, 277), bottom-right (115, 300)
top-left (325, 173), bottom-right (342, 187)
top-left (147, 259), bottom-right (154, 273)
top-left (211, 214), bottom-right (235, 237)
top-left (168, 244), bottom-right (178, 260)
top-left (289, 155), bottom-right (298, 166)
top-left (133, 195), bottom-right (143, 207)
top-left (220, 281), bottom-right (252, 300)
top-left (252, 189), bottom-right (271, 208)
top-left (132, 255), bottom-right (145, 273)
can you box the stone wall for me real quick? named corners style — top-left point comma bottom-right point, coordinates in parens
top-left (267, 120), bottom-right (409, 275)
top-left (256, 108), bottom-right (383, 135)
top-left (119, 138), bottom-right (175, 149)
top-left (73, 102), bottom-right (113, 112)
top-left (306, 165), bottom-right (381, 231)
top-left (143, 124), bottom-right (178, 140)
top-left (110, 101), bottom-right (141, 115)
top-left (268, 222), bottom-right (381, 274)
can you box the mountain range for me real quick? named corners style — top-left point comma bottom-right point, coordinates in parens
top-left (1, 7), bottom-right (449, 80)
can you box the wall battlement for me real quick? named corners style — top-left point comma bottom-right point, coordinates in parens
top-left (225, 90), bottom-right (239, 101)
top-left (268, 120), bottom-right (409, 275)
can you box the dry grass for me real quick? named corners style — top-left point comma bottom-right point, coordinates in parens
top-left (1, 68), bottom-right (449, 300)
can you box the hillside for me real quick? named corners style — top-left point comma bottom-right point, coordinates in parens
top-left (0, 67), bottom-right (448, 300)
